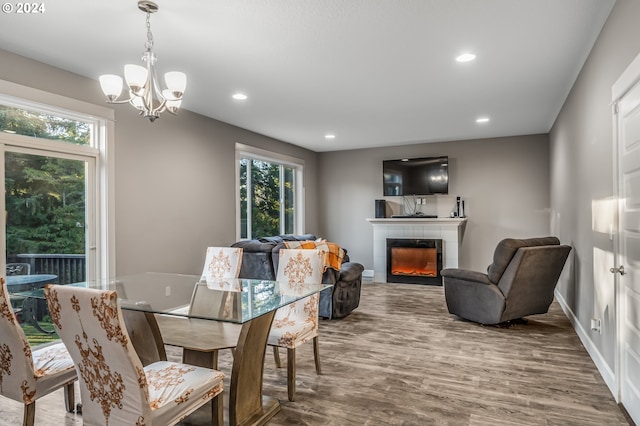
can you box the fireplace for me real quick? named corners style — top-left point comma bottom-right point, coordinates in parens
top-left (386, 238), bottom-right (443, 285)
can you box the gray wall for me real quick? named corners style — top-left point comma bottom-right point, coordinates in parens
top-left (550, 0), bottom-right (640, 372)
top-left (0, 48), bottom-right (320, 276)
top-left (318, 134), bottom-right (551, 272)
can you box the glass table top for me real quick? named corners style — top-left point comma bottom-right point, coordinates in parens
top-left (16, 272), bottom-right (330, 324)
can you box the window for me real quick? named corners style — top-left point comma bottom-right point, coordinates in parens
top-left (237, 144), bottom-right (304, 239)
top-left (0, 104), bottom-right (92, 146)
top-left (1, 80), bottom-right (115, 346)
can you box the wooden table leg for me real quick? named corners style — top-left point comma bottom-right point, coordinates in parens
top-left (157, 312), bottom-right (280, 426)
top-left (229, 311), bottom-right (280, 426)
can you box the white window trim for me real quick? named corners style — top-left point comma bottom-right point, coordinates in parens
top-left (235, 143), bottom-right (305, 240)
top-left (0, 78), bottom-right (116, 282)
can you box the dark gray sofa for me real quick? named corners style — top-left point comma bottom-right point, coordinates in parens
top-left (231, 234), bottom-right (364, 319)
top-left (441, 236), bottom-right (571, 325)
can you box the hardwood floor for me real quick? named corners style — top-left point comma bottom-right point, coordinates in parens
top-left (0, 283), bottom-right (629, 425)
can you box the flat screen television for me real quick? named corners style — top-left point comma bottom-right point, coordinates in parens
top-left (383, 156), bottom-right (448, 196)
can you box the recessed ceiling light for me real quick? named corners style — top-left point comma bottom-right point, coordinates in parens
top-left (232, 93), bottom-right (248, 100)
top-left (456, 53), bottom-right (476, 63)
top-left (476, 117), bottom-right (490, 123)
top-left (325, 134), bottom-right (336, 139)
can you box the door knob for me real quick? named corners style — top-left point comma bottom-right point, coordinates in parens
top-left (609, 265), bottom-right (626, 275)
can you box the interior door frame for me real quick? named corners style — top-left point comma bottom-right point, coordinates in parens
top-left (611, 50), bottom-right (640, 420)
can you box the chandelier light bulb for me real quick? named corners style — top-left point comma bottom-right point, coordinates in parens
top-left (99, 74), bottom-right (123, 101)
top-left (124, 64), bottom-right (149, 96)
top-left (166, 97), bottom-right (182, 113)
top-left (164, 71), bottom-right (187, 99)
top-left (162, 89), bottom-right (183, 108)
top-left (129, 93), bottom-right (145, 110)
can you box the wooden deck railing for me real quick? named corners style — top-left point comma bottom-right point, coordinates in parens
top-left (15, 254), bottom-right (86, 285)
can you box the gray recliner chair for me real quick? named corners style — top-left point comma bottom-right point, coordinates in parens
top-left (441, 237), bottom-right (571, 325)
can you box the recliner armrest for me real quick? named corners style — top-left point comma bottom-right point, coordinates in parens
top-left (441, 269), bottom-right (492, 285)
top-left (339, 262), bottom-right (364, 282)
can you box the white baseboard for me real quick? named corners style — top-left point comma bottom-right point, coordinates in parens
top-left (362, 269), bottom-right (374, 283)
top-left (554, 290), bottom-right (618, 401)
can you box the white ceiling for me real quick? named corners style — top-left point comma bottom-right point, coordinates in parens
top-left (0, 0), bottom-right (615, 152)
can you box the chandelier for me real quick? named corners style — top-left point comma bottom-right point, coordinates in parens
top-left (99, 0), bottom-right (186, 122)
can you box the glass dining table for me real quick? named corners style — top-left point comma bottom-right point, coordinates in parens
top-left (19, 272), bottom-right (329, 426)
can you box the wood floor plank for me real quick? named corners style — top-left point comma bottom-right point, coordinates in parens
top-left (0, 283), bottom-right (629, 425)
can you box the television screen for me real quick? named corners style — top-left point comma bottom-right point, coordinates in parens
top-left (383, 156), bottom-right (448, 196)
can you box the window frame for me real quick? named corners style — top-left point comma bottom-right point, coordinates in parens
top-left (0, 78), bottom-right (116, 284)
top-left (235, 143), bottom-right (304, 240)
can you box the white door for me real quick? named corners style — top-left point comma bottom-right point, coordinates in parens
top-left (615, 70), bottom-right (640, 424)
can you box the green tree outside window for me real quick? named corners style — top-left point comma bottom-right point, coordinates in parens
top-left (239, 157), bottom-right (296, 239)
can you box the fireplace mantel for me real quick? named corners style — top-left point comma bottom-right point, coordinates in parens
top-left (366, 217), bottom-right (466, 226)
top-left (366, 217), bottom-right (467, 283)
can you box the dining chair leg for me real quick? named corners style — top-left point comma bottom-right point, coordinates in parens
top-left (313, 336), bottom-right (322, 375)
top-left (287, 347), bottom-right (296, 402)
top-left (212, 349), bottom-right (219, 370)
top-left (273, 346), bottom-right (282, 368)
top-left (23, 402), bottom-right (35, 426)
top-left (211, 392), bottom-right (223, 426)
top-left (64, 382), bottom-right (75, 412)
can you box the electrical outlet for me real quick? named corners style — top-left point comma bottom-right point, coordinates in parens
top-left (165, 286), bottom-right (171, 296)
top-left (590, 318), bottom-right (601, 333)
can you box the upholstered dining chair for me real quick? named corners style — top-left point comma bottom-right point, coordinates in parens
top-left (268, 248), bottom-right (324, 402)
top-left (45, 284), bottom-right (225, 426)
top-left (201, 246), bottom-right (243, 286)
top-left (158, 246), bottom-right (244, 369)
top-left (0, 277), bottom-right (76, 426)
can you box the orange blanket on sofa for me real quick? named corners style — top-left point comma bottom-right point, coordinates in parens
top-left (283, 240), bottom-right (345, 271)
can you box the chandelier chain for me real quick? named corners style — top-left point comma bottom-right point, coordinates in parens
top-left (145, 11), bottom-right (154, 52)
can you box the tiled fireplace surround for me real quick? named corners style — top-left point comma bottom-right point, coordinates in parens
top-left (367, 218), bottom-right (467, 283)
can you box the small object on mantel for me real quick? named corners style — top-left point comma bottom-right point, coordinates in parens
top-left (454, 196), bottom-right (467, 218)
top-left (391, 214), bottom-right (438, 219)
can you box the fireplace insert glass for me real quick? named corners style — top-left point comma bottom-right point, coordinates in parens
top-left (386, 238), bottom-right (443, 285)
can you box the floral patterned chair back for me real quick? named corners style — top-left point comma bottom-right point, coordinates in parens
top-left (0, 277), bottom-right (76, 426)
top-left (45, 284), bottom-right (225, 426)
top-left (191, 247), bottom-right (243, 318)
top-left (271, 248), bottom-right (324, 344)
top-left (268, 249), bottom-right (324, 401)
top-left (201, 247), bottom-right (243, 287)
